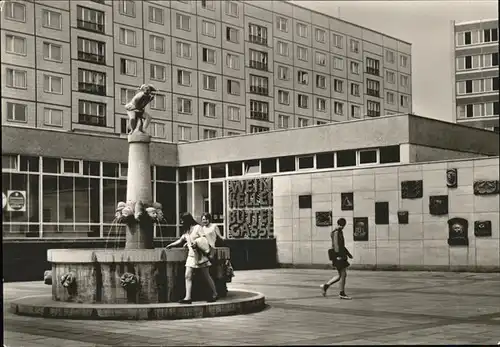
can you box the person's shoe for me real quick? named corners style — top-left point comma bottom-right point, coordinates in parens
top-left (339, 292), bottom-right (352, 300)
top-left (178, 299), bottom-right (192, 304)
top-left (320, 284), bottom-right (329, 297)
top-left (207, 296), bottom-right (218, 303)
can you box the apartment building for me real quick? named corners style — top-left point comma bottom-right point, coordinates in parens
top-left (1, 0), bottom-right (412, 142)
top-left (452, 19), bottom-right (499, 132)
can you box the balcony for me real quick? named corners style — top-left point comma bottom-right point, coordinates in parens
top-left (366, 110), bottom-right (380, 117)
top-left (366, 67), bottom-right (379, 76)
top-left (249, 86), bottom-right (268, 96)
top-left (249, 34), bottom-right (267, 46)
top-left (249, 60), bottom-right (268, 71)
top-left (366, 89), bottom-right (380, 98)
top-left (78, 51), bottom-right (105, 65)
top-left (250, 111), bottom-right (269, 121)
top-left (77, 19), bottom-right (105, 34)
top-left (79, 114), bottom-right (106, 127)
top-left (78, 82), bottom-right (106, 96)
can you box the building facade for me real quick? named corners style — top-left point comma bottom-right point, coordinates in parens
top-left (452, 19), bottom-right (499, 132)
top-left (1, 0), bottom-right (412, 142)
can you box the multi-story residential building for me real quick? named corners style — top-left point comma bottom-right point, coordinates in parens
top-left (1, 0), bottom-right (413, 142)
top-left (452, 19), bottom-right (499, 132)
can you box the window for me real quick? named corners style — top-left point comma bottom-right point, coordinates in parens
top-left (250, 126), bottom-right (269, 133)
top-left (317, 152), bottom-right (334, 169)
top-left (227, 80), bottom-right (240, 95)
top-left (456, 32), bottom-right (465, 46)
top-left (380, 146), bottom-right (400, 163)
top-left (202, 102), bottom-right (216, 118)
top-left (6, 102), bottom-right (27, 123)
top-left (120, 58), bottom-right (137, 76)
top-left (226, 1), bottom-right (239, 17)
top-left (150, 64), bottom-right (165, 81)
top-left (150, 122), bottom-right (165, 139)
top-left (483, 28), bottom-right (498, 43)
top-left (298, 71), bottom-right (309, 85)
top-left (316, 98), bottom-right (326, 112)
top-left (484, 78), bottom-right (493, 92)
top-left (42, 9), bottom-right (62, 30)
top-left (78, 69), bottom-right (105, 95)
top-left (203, 129), bottom-right (217, 139)
top-left (120, 88), bottom-right (136, 105)
top-left (316, 74), bottom-right (326, 89)
top-left (350, 61), bottom-right (359, 74)
top-left (277, 17), bottom-right (288, 32)
top-left (386, 91), bottom-right (395, 104)
top-left (278, 90), bottom-right (290, 105)
top-left (400, 74), bottom-right (409, 88)
top-left (119, 28), bottom-right (136, 46)
top-left (44, 75), bottom-right (63, 94)
top-left (6, 69), bottom-right (27, 89)
top-left (249, 49), bottom-right (268, 70)
top-left (334, 101), bottom-right (343, 115)
top-left (202, 47), bottom-right (216, 64)
top-left (149, 6), bottom-right (164, 24)
top-left (351, 105), bottom-right (361, 118)
top-left (367, 100), bottom-right (380, 117)
top-left (333, 34), bottom-right (343, 48)
top-left (278, 114), bottom-right (289, 128)
top-left (279, 156), bottom-right (295, 172)
top-left (202, 20), bottom-right (216, 37)
top-left (366, 57), bottom-right (380, 75)
top-left (278, 66), bottom-right (289, 80)
top-left (400, 95), bottom-right (409, 108)
top-left (250, 100), bottom-right (269, 121)
top-left (277, 41), bottom-right (289, 56)
top-left (316, 52), bottom-right (326, 66)
top-left (386, 50), bottom-right (395, 63)
top-left (400, 54), bottom-right (408, 68)
top-left (178, 98), bottom-right (192, 114)
top-left (298, 118), bottom-right (308, 127)
top-left (77, 6), bottom-right (105, 33)
top-left (337, 150), bottom-right (356, 167)
top-left (5, 35), bottom-right (26, 55)
top-left (43, 42), bottom-right (62, 62)
top-left (201, 0), bottom-right (215, 10)
top-left (297, 23), bottom-right (308, 38)
top-left (315, 28), bottom-right (326, 43)
top-left (350, 39), bottom-right (359, 53)
top-left (317, 121), bottom-right (327, 125)
top-left (177, 70), bottom-right (191, 86)
top-left (350, 83), bottom-right (360, 96)
top-left (149, 35), bottom-right (165, 53)
top-left (151, 94), bottom-right (166, 110)
top-left (261, 158), bottom-right (277, 173)
top-left (298, 94), bottom-right (308, 109)
top-left (297, 46), bottom-right (308, 61)
top-left (179, 126), bottom-right (191, 141)
top-left (5, 1), bottom-right (26, 22)
top-left (228, 106), bottom-right (240, 121)
top-left (366, 79), bottom-right (380, 97)
top-left (334, 79), bottom-right (343, 93)
top-left (359, 149), bottom-right (378, 165)
top-left (226, 53), bottom-right (240, 69)
top-left (386, 70), bottom-right (395, 84)
top-left (203, 75), bottom-right (217, 91)
top-left (77, 37), bottom-right (105, 64)
top-left (176, 13), bottom-right (191, 31)
top-left (43, 108), bottom-right (63, 127)
top-left (120, 0), bottom-right (136, 17)
top-left (78, 100), bottom-right (106, 126)
top-left (176, 41), bottom-right (192, 59)
top-left (249, 23), bottom-right (268, 45)
top-left (298, 156), bottom-right (314, 169)
top-left (226, 27), bottom-right (239, 43)
top-left (464, 31), bottom-right (471, 45)
top-left (333, 56), bottom-right (344, 70)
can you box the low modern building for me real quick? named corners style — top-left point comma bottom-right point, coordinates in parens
top-left (2, 114), bottom-right (500, 279)
top-left (1, 0), bottom-right (412, 142)
top-left (452, 19), bottom-right (499, 132)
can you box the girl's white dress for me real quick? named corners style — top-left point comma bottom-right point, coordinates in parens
top-left (182, 224), bottom-right (211, 269)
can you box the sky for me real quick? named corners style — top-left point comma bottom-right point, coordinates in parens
top-left (291, 0), bottom-right (498, 122)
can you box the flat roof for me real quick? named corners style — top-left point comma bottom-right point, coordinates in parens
top-left (454, 18), bottom-right (498, 26)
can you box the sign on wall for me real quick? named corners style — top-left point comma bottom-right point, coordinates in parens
top-left (7, 190), bottom-right (26, 212)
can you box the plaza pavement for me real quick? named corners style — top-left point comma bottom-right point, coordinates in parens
top-left (3, 268), bottom-right (500, 346)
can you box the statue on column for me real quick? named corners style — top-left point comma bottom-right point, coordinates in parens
top-left (125, 84), bottom-right (156, 134)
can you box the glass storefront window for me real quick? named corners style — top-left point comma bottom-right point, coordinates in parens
top-left (156, 166), bottom-right (176, 181)
top-left (102, 179), bottom-right (126, 222)
top-left (83, 160), bottom-right (100, 176)
top-left (178, 182), bottom-right (189, 216)
top-left (2, 155), bottom-right (18, 170)
top-left (20, 156), bottom-right (39, 172)
top-left (42, 157), bottom-right (60, 173)
top-left (210, 163), bottom-right (226, 179)
top-left (102, 162), bottom-right (119, 177)
top-left (178, 167), bottom-right (192, 181)
top-left (194, 166), bottom-right (209, 180)
top-left (261, 158), bottom-right (277, 174)
top-left (228, 161), bottom-right (243, 176)
top-left (155, 182), bottom-right (177, 225)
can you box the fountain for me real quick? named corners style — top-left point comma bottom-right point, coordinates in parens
top-left (10, 85), bottom-right (265, 320)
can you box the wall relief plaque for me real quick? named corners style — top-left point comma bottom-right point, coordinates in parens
top-left (447, 217), bottom-right (469, 246)
top-left (474, 220), bottom-right (492, 237)
top-left (316, 211), bottom-right (333, 227)
top-left (353, 217), bottom-right (369, 241)
top-left (446, 169), bottom-right (457, 188)
top-left (228, 177), bottom-right (273, 209)
top-left (429, 195), bottom-right (448, 215)
top-left (397, 211), bottom-right (409, 224)
top-left (473, 180), bottom-right (500, 195)
top-left (341, 192), bottom-right (354, 211)
top-left (401, 180), bottom-right (423, 199)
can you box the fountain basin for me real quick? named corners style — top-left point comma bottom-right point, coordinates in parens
top-left (48, 248), bottom-right (231, 304)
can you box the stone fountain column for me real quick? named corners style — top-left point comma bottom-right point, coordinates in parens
top-left (125, 131), bottom-right (154, 249)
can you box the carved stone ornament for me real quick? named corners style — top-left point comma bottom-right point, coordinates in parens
top-left (397, 211), bottom-right (409, 224)
top-left (401, 180), bottom-right (423, 199)
top-left (316, 211), bottom-right (333, 227)
top-left (473, 180), bottom-right (500, 195)
top-left (341, 192), bottom-right (354, 211)
top-left (429, 195), bottom-right (448, 216)
top-left (447, 217), bottom-right (469, 246)
top-left (474, 220), bottom-right (492, 237)
top-left (446, 169), bottom-right (458, 188)
top-left (353, 217), bottom-right (369, 241)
